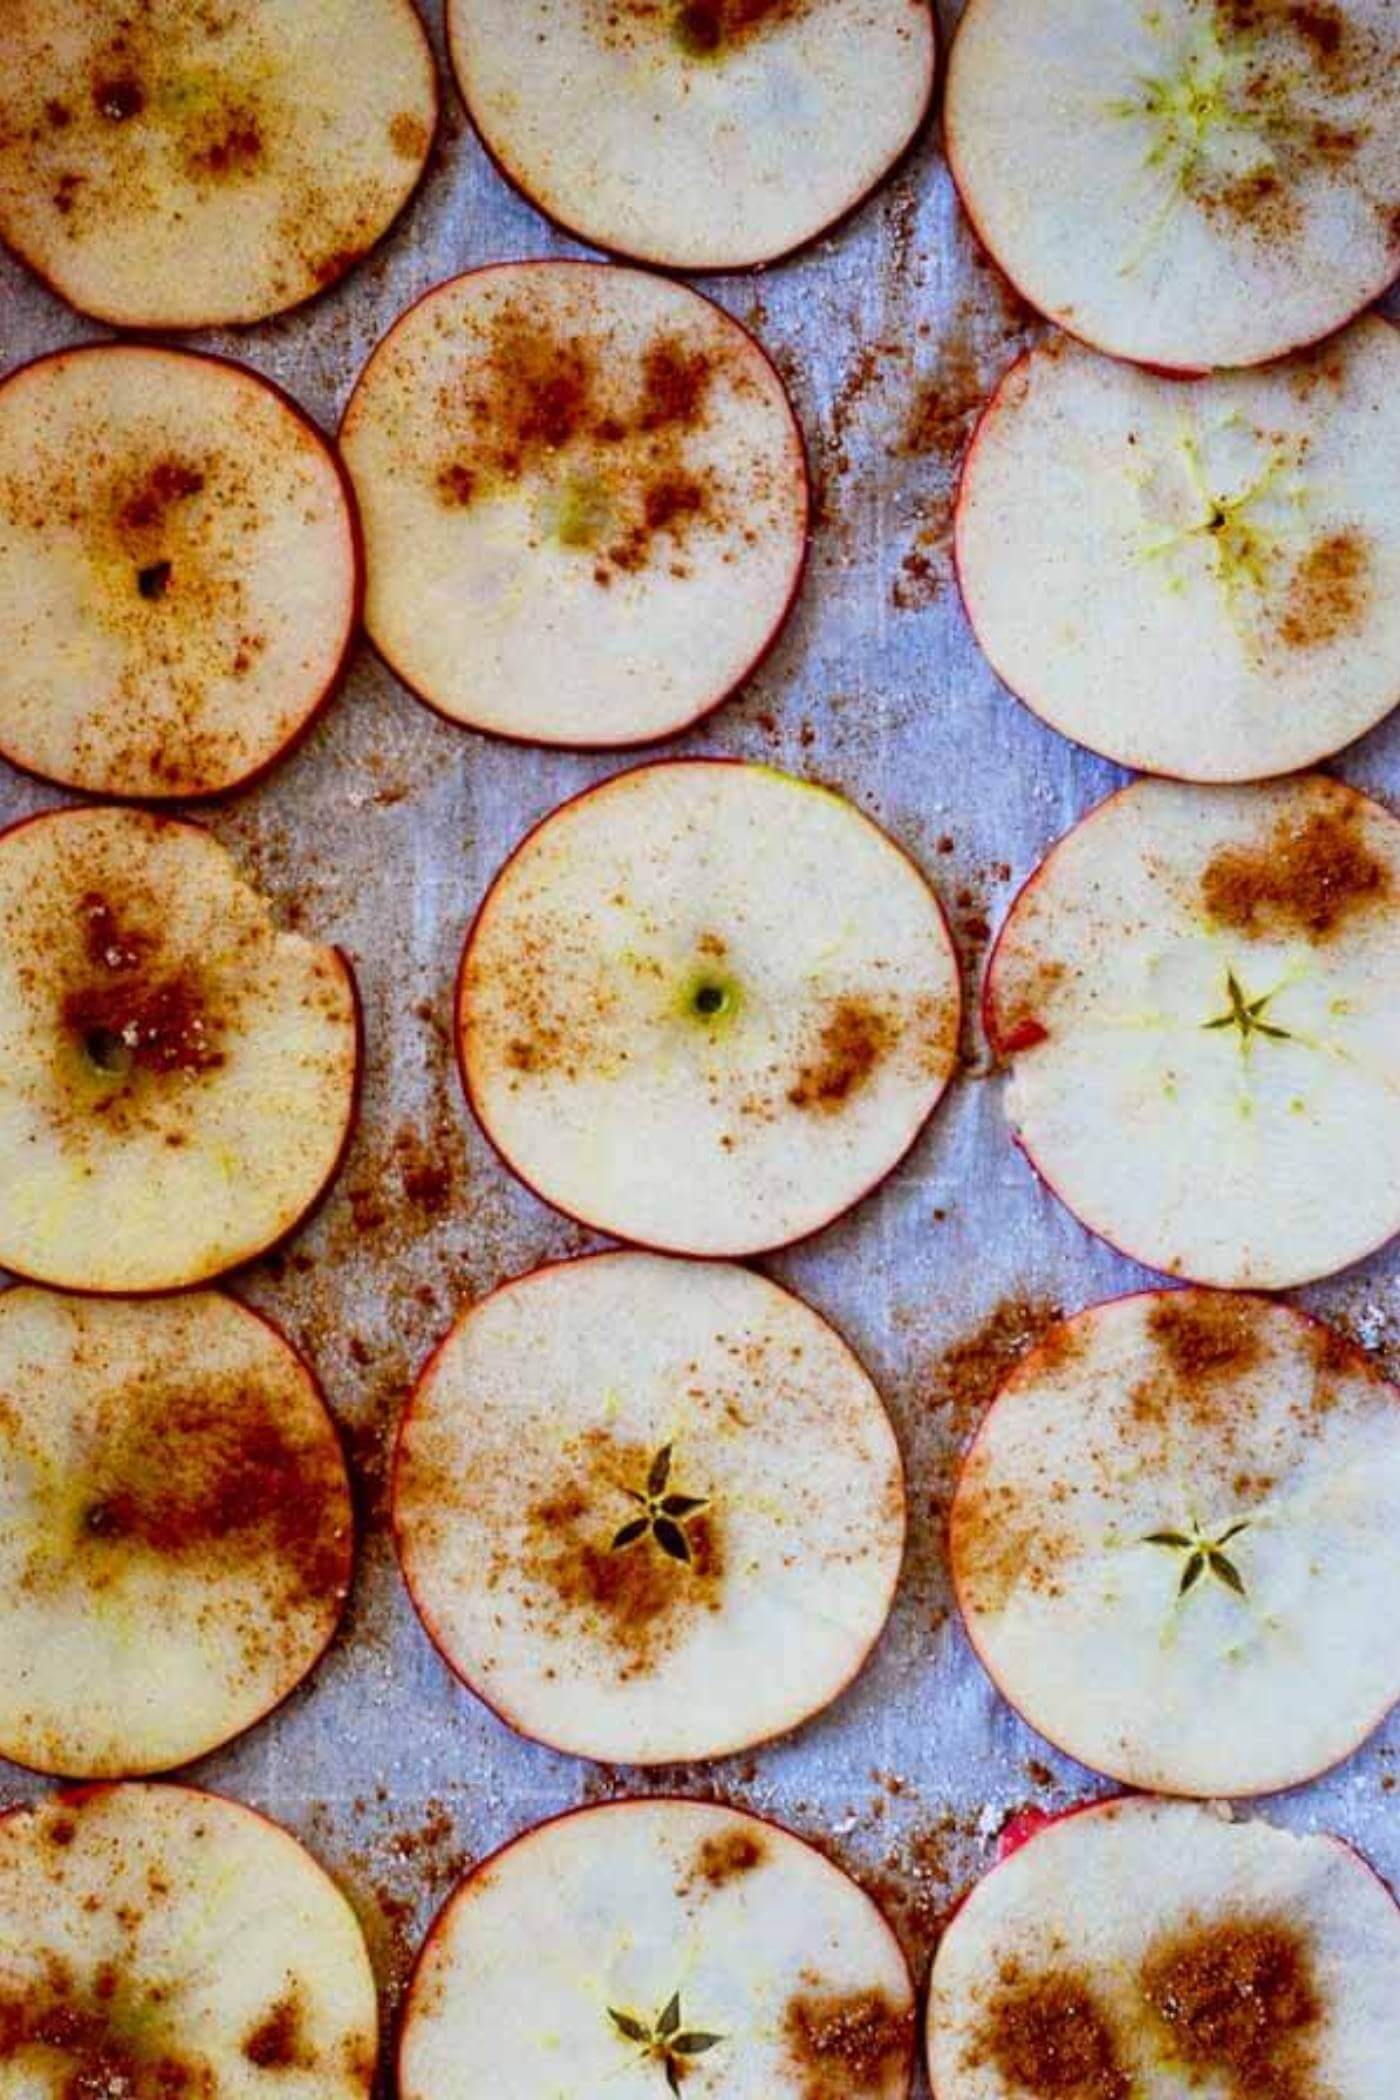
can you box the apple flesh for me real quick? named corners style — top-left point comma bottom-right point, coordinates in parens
top-left (0, 343), bottom-right (361, 799)
top-left (927, 1795), bottom-right (1400, 2099)
top-left (984, 774), bottom-right (1400, 1288)
top-left (0, 805), bottom-right (360, 1293)
top-left (945, 0), bottom-right (1400, 370)
top-left (0, 0), bottom-right (436, 328)
top-left (400, 1798), bottom-right (914, 2100)
top-left (0, 1286), bottom-right (352, 1778)
top-left (458, 760), bottom-right (961, 1255)
top-left (0, 1783), bottom-right (377, 2098)
top-left (446, 0), bottom-right (935, 270)
top-left (393, 1251), bottom-right (904, 1764)
top-left (339, 261), bottom-right (809, 748)
top-left (951, 1288), bottom-right (1400, 1796)
top-left (956, 318), bottom-right (1400, 781)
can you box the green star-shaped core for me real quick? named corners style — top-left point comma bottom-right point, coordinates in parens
top-left (1202, 968), bottom-right (1293, 1051)
top-left (610, 1444), bottom-right (710, 1566)
top-left (609, 1992), bottom-right (725, 2095)
top-left (1145, 1519), bottom-right (1250, 1599)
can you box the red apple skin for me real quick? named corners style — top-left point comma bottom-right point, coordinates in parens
top-left (0, 1291), bottom-right (356, 1781)
top-left (925, 1795), bottom-right (1400, 2100)
top-left (0, 804), bottom-right (364, 1299)
top-left (389, 1250), bottom-right (908, 1766)
top-left (0, 1), bottom-right (439, 335)
top-left (444, 8), bottom-right (938, 278)
top-left (943, 0), bottom-right (1400, 376)
top-left (396, 1796), bottom-right (916, 2091)
top-left (951, 321), bottom-right (1400, 784)
top-left (979, 791), bottom-right (1400, 1289)
top-left (0, 343), bottom-right (367, 805)
top-left (341, 260), bottom-right (813, 753)
top-left (0, 1779), bottom-right (380, 2087)
top-left (453, 756), bottom-right (963, 1262)
top-left (946, 1288), bottom-right (1400, 1799)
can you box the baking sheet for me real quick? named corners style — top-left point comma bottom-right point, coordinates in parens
top-left (1, 1), bottom-right (1397, 2077)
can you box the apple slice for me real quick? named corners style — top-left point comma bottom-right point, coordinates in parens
top-left (0, 1783), bottom-right (377, 2096)
top-left (927, 1796), bottom-right (1400, 2099)
top-left (945, 0), bottom-right (1400, 371)
top-left (0, 0), bottom-right (436, 328)
top-left (951, 1288), bottom-right (1400, 1797)
top-left (984, 773), bottom-right (1400, 1288)
top-left (0, 1286), bottom-right (353, 1778)
top-left (0, 805), bottom-right (359, 1294)
top-left (393, 1251), bottom-right (904, 1764)
top-left (0, 344), bottom-right (361, 799)
top-left (401, 1799), bottom-right (914, 2100)
top-left (457, 760), bottom-right (961, 1255)
top-left (955, 319), bottom-right (1400, 782)
top-left (339, 262), bottom-right (808, 748)
top-left (446, 2), bottom-right (935, 271)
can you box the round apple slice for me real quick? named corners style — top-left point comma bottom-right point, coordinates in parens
top-left (951, 1289), bottom-right (1400, 1797)
top-left (984, 773), bottom-right (1400, 1288)
top-left (339, 263), bottom-right (808, 747)
top-left (0, 1783), bottom-right (377, 2096)
top-left (955, 320), bottom-right (1400, 782)
top-left (457, 760), bottom-right (960, 1255)
top-left (0, 0), bottom-right (436, 329)
top-left (945, 0), bottom-right (1400, 371)
top-left (927, 1796), bottom-right (1400, 2100)
top-left (393, 1252), bottom-right (904, 1764)
top-left (0, 805), bottom-right (359, 1294)
top-left (446, 2), bottom-right (935, 272)
top-left (0, 344), bottom-right (361, 799)
top-left (0, 1287), bottom-right (353, 1778)
top-left (401, 1799), bottom-right (914, 2100)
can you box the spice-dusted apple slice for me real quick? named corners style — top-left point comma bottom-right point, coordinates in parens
top-left (951, 1289), bottom-right (1400, 1796)
top-left (927, 1796), bottom-right (1400, 2099)
top-left (984, 774), bottom-right (1400, 1288)
top-left (0, 0), bottom-right (436, 328)
top-left (945, 0), bottom-right (1400, 371)
top-left (955, 320), bottom-right (1400, 782)
top-left (393, 1252), bottom-right (904, 1764)
top-left (401, 1799), bottom-right (914, 2100)
top-left (339, 263), bottom-right (808, 748)
top-left (0, 1287), bottom-right (352, 1778)
top-left (0, 806), bottom-right (359, 1294)
top-left (458, 761), bottom-right (960, 1255)
top-left (0, 1784), bottom-right (377, 2096)
top-left (446, 2), bottom-right (935, 272)
top-left (0, 344), bottom-right (361, 799)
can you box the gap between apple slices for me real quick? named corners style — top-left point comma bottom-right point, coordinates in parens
top-left (457, 759), bottom-right (961, 1256)
top-left (339, 261), bottom-right (809, 748)
top-left (955, 318), bottom-right (1400, 781)
top-left (945, 0), bottom-right (1400, 370)
top-left (927, 1795), bottom-right (1400, 2099)
top-left (0, 343), bottom-right (362, 799)
top-left (0, 0), bottom-right (436, 328)
top-left (984, 772), bottom-right (1400, 1287)
top-left (0, 1287), bottom-right (353, 1778)
top-left (0, 805), bottom-right (360, 1293)
top-left (446, 0), bottom-right (936, 271)
top-left (399, 1798), bottom-right (914, 2100)
top-left (950, 1287), bottom-right (1400, 1797)
top-left (0, 1783), bottom-right (377, 2099)
top-left (393, 1251), bottom-right (904, 1765)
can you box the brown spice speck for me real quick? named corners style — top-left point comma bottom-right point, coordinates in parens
top-left (971, 1969), bottom-right (1130, 2100)
top-left (788, 998), bottom-right (897, 1113)
top-left (1277, 531), bottom-right (1370, 650)
top-left (1200, 791), bottom-right (1389, 943)
top-left (1148, 1294), bottom-right (1264, 1384)
top-left (1141, 1918), bottom-right (1322, 2100)
top-left (783, 1986), bottom-right (913, 2098)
